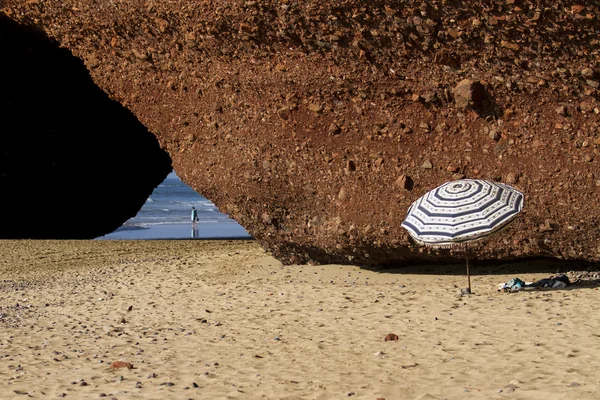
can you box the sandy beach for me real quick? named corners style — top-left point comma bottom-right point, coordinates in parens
top-left (1, 240), bottom-right (600, 399)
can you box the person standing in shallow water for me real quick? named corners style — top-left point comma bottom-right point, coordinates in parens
top-left (191, 207), bottom-right (199, 228)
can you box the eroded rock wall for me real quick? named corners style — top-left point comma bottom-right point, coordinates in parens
top-left (2, 1), bottom-right (600, 264)
top-left (0, 15), bottom-right (172, 239)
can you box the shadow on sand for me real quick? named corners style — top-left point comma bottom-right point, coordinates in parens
top-left (369, 257), bottom-right (600, 290)
top-left (368, 257), bottom-right (600, 275)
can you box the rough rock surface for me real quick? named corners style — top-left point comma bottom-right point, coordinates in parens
top-left (0, 15), bottom-right (172, 239)
top-left (2, 1), bottom-right (600, 265)
top-left (452, 79), bottom-right (487, 112)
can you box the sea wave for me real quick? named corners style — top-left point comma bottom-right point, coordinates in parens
top-left (123, 219), bottom-right (237, 227)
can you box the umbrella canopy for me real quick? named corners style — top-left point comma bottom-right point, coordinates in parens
top-left (401, 179), bottom-right (524, 248)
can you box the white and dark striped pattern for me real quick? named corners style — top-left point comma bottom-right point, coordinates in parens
top-left (401, 179), bottom-right (524, 248)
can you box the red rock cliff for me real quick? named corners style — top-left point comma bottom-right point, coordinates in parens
top-left (2, 1), bottom-right (599, 264)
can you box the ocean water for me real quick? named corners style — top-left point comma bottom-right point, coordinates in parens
top-left (98, 172), bottom-right (251, 239)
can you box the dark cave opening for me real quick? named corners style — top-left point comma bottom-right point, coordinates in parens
top-left (0, 15), bottom-right (173, 238)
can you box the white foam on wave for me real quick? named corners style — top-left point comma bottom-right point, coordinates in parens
top-left (124, 219), bottom-right (235, 227)
top-left (124, 170), bottom-right (240, 230)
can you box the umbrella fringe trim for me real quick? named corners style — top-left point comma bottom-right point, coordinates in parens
top-left (421, 243), bottom-right (462, 250)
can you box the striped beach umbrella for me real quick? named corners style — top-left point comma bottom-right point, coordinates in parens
top-left (401, 179), bottom-right (524, 293)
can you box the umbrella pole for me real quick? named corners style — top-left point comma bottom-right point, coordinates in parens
top-left (465, 244), bottom-right (471, 294)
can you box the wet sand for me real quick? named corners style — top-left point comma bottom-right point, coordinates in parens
top-left (1, 240), bottom-right (599, 399)
top-left (97, 222), bottom-right (251, 240)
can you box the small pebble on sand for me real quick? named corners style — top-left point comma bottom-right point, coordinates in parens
top-left (109, 361), bottom-right (133, 370)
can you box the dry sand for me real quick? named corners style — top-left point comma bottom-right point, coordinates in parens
top-left (1, 240), bottom-right (600, 399)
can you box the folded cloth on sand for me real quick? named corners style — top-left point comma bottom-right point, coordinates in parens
top-left (498, 277), bottom-right (526, 292)
top-left (525, 275), bottom-right (570, 289)
top-left (498, 275), bottom-right (571, 292)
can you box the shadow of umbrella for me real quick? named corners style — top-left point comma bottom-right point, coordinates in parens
top-left (401, 179), bottom-right (524, 294)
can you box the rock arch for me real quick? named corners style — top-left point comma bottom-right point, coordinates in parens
top-left (0, 16), bottom-right (172, 238)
